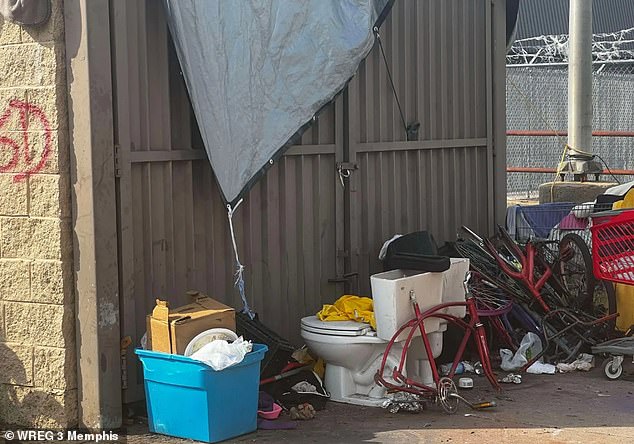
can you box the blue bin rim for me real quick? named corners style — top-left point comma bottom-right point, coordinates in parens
top-left (135, 343), bottom-right (268, 371)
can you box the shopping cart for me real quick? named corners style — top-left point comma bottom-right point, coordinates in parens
top-left (505, 202), bottom-right (618, 330)
top-left (508, 202), bottom-right (613, 245)
top-left (591, 210), bottom-right (634, 285)
top-left (591, 210), bottom-right (634, 379)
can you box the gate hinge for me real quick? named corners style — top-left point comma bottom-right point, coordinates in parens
top-left (114, 144), bottom-right (121, 178)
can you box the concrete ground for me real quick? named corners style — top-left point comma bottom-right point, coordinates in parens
top-left (122, 366), bottom-right (634, 444)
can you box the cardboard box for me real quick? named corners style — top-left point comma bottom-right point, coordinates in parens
top-left (146, 290), bottom-right (236, 354)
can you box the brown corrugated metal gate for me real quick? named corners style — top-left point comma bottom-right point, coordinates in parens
top-left (110, 0), bottom-right (506, 403)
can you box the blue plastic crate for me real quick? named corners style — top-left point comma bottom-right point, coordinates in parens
top-left (136, 343), bottom-right (268, 443)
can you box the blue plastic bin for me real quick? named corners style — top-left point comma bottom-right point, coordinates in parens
top-left (136, 344), bottom-right (268, 443)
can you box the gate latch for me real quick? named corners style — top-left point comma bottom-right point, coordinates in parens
top-left (337, 162), bottom-right (357, 188)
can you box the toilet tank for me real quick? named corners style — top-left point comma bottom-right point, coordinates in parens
top-left (370, 270), bottom-right (443, 341)
top-left (439, 258), bottom-right (470, 318)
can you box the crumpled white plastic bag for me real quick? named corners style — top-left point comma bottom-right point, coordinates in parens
top-left (526, 361), bottom-right (556, 374)
top-left (190, 336), bottom-right (253, 371)
top-left (556, 353), bottom-right (595, 373)
top-left (500, 332), bottom-right (543, 371)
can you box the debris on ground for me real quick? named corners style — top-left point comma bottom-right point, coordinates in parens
top-left (289, 403), bottom-right (317, 420)
top-left (557, 353), bottom-right (595, 373)
top-left (500, 374), bottom-right (522, 384)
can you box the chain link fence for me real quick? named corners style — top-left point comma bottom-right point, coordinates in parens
top-left (506, 61), bottom-right (634, 200)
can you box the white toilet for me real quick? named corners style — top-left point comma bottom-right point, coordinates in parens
top-left (300, 317), bottom-right (404, 407)
top-left (300, 258), bottom-right (469, 407)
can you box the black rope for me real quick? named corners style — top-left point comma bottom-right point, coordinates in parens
top-left (373, 27), bottom-right (408, 135)
top-left (594, 154), bottom-right (621, 184)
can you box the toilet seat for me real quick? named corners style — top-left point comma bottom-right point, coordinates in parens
top-left (300, 316), bottom-right (378, 337)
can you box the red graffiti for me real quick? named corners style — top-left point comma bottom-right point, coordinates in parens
top-left (0, 99), bottom-right (52, 181)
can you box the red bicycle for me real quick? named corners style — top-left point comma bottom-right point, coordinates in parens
top-left (375, 272), bottom-right (500, 414)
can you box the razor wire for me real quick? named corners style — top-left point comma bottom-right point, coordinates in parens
top-left (507, 28), bottom-right (634, 65)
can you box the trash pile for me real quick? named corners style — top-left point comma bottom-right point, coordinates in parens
top-left (132, 199), bottom-right (634, 443)
top-left (136, 291), bottom-right (330, 443)
top-left (455, 222), bottom-right (617, 372)
top-left (300, 234), bottom-right (502, 414)
top-left (452, 183), bottom-right (634, 383)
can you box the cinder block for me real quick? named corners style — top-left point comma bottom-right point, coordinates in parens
top-left (34, 346), bottom-right (76, 390)
top-left (46, 129), bottom-right (69, 175)
top-left (31, 260), bottom-right (72, 305)
top-left (0, 174), bottom-right (28, 216)
top-left (0, 131), bottom-right (64, 178)
top-left (0, 342), bottom-right (33, 385)
top-left (0, 259), bottom-right (30, 300)
top-left (16, 130), bottom-right (66, 175)
top-left (0, 386), bottom-right (78, 428)
top-left (29, 174), bottom-right (70, 218)
top-left (4, 302), bottom-right (74, 348)
top-left (538, 181), bottom-right (618, 204)
top-left (27, 87), bottom-right (67, 131)
top-left (0, 17), bottom-right (22, 45)
top-left (1, 217), bottom-right (63, 260)
top-left (0, 303), bottom-right (4, 341)
top-left (0, 43), bottom-right (58, 88)
top-left (0, 88), bottom-right (27, 131)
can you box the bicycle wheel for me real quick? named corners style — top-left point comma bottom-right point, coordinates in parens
top-left (533, 240), bottom-right (572, 309)
top-left (594, 279), bottom-right (617, 330)
top-left (558, 233), bottom-right (616, 331)
top-left (558, 233), bottom-right (595, 311)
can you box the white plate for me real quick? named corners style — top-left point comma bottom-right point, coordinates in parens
top-left (184, 328), bottom-right (239, 356)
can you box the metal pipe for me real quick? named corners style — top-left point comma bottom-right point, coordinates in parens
top-left (568, 0), bottom-right (593, 158)
top-left (507, 130), bottom-right (634, 137)
top-left (507, 166), bottom-right (634, 175)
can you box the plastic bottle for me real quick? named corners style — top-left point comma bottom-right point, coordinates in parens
top-left (440, 362), bottom-right (465, 376)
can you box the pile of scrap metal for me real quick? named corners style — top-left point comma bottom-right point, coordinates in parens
top-left (455, 225), bottom-right (618, 370)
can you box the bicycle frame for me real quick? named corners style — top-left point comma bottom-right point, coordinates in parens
top-left (459, 226), bottom-right (618, 368)
top-left (520, 309), bottom-right (619, 370)
top-left (375, 286), bottom-right (501, 400)
top-left (484, 233), bottom-right (553, 312)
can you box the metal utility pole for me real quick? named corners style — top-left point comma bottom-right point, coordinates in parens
top-left (561, 0), bottom-right (602, 180)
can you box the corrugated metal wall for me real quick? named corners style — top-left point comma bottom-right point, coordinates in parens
top-left (110, 0), bottom-right (344, 403)
top-left (347, 0), bottom-right (494, 294)
top-left (110, 0), bottom-right (504, 403)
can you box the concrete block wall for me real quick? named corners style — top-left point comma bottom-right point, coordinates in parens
top-left (0, 3), bottom-right (77, 428)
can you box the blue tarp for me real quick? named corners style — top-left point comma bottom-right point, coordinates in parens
top-left (163, 0), bottom-right (392, 205)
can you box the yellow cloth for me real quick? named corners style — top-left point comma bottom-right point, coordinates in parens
top-left (316, 295), bottom-right (376, 329)
top-left (616, 284), bottom-right (634, 332)
top-left (612, 188), bottom-right (634, 210)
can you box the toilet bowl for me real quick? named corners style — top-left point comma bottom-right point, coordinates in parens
top-left (405, 328), bottom-right (446, 386)
top-left (302, 259), bottom-right (470, 407)
top-left (300, 316), bottom-right (404, 407)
